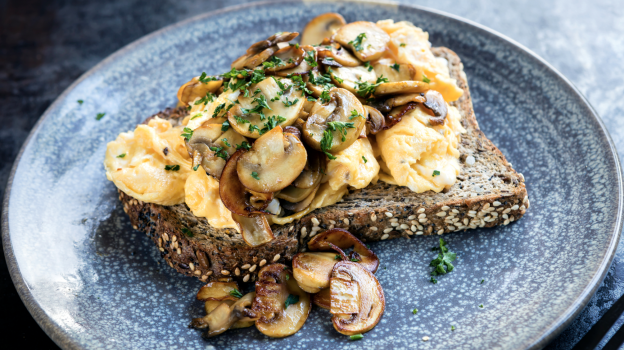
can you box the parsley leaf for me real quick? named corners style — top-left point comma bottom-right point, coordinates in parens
top-left (320, 130), bottom-right (337, 160)
top-left (451, 325), bottom-right (456, 331)
top-left (194, 92), bottom-right (215, 105)
top-left (348, 33), bottom-right (367, 51)
top-left (479, 304), bottom-right (484, 308)
top-left (236, 141), bottom-right (252, 150)
top-left (362, 156), bottom-right (368, 163)
top-left (262, 55), bottom-right (285, 68)
top-left (354, 76), bottom-right (389, 97)
top-left (221, 138), bottom-right (231, 147)
top-left (364, 61), bottom-right (373, 72)
top-left (422, 75), bottom-right (431, 83)
top-left (430, 277), bottom-right (438, 284)
top-left (190, 113), bottom-right (203, 120)
top-left (304, 50), bottom-right (318, 67)
top-left (221, 120), bottom-right (230, 131)
top-left (164, 165), bottom-right (180, 171)
top-left (210, 146), bottom-right (228, 160)
top-left (260, 115), bottom-right (287, 134)
top-left (432, 170), bottom-right (440, 177)
top-left (333, 75), bottom-right (344, 84)
top-left (481, 279), bottom-right (485, 284)
top-left (400, 43), bottom-right (406, 47)
top-left (229, 289), bottom-right (243, 299)
top-left (77, 99), bottom-right (84, 105)
top-left (96, 113), bottom-right (106, 120)
top-left (282, 98), bottom-right (299, 107)
top-left (350, 334), bottom-right (364, 341)
top-left (181, 227), bottom-right (194, 238)
top-left (198, 72), bottom-right (219, 83)
top-left (117, 153), bottom-right (126, 158)
top-left (430, 238), bottom-right (456, 276)
top-left (212, 103), bottom-right (226, 118)
top-left (390, 63), bottom-right (400, 72)
top-left (412, 308), bottom-right (418, 314)
top-left (327, 121), bottom-right (355, 142)
top-left (284, 294), bottom-right (299, 308)
top-left (234, 115), bottom-right (250, 125)
top-left (349, 109), bottom-right (363, 120)
top-left (307, 96), bottom-right (317, 102)
top-left (193, 164), bottom-right (200, 171)
top-left (251, 171), bottom-right (260, 180)
top-left (181, 127), bottom-right (193, 141)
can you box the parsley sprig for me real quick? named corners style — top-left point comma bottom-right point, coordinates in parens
top-left (320, 130), bottom-right (337, 160)
top-left (284, 294), bottom-right (299, 308)
top-left (430, 238), bottom-right (456, 276)
top-left (229, 289), bottom-right (243, 299)
top-left (355, 76), bottom-right (389, 97)
top-left (348, 33), bottom-right (367, 51)
top-left (181, 127), bottom-right (193, 141)
top-left (327, 121), bottom-right (355, 142)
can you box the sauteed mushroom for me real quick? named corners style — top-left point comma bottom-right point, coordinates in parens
top-left (312, 288), bottom-right (331, 310)
top-left (279, 183), bottom-right (320, 212)
top-left (252, 264), bottom-right (311, 337)
top-left (264, 45), bottom-right (305, 73)
top-left (232, 32), bottom-right (299, 70)
top-left (303, 88), bottom-right (366, 154)
top-left (329, 66), bottom-right (377, 94)
top-left (197, 282), bottom-right (241, 301)
top-left (237, 126), bottom-right (308, 193)
top-left (374, 81), bottom-right (429, 96)
top-left (317, 44), bottom-right (361, 67)
top-left (422, 90), bottom-right (448, 125)
top-left (186, 124), bottom-right (247, 178)
top-left (301, 13), bottom-right (346, 46)
top-left (178, 75), bottom-right (224, 106)
top-left (364, 105), bottom-right (385, 134)
top-left (292, 151), bottom-right (323, 189)
top-left (232, 213), bottom-right (275, 247)
top-left (292, 252), bottom-right (340, 293)
top-left (277, 45), bottom-right (317, 76)
top-left (190, 292), bottom-right (257, 337)
top-left (333, 21), bottom-right (390, 62)
top-left (373, 61), bottom-right (416, 82)
top-left (308, 228), bottom-right (379, 273)
top-left (330, 261), bottom-right (385, 335)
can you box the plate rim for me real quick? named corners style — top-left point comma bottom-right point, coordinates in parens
top-left (2, 1), bottom-right (622, 349)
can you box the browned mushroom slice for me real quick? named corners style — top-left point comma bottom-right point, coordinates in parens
top-left (177, 76), bottom-right (223, 106)
top-left (312, 288), bottom-right (331, 310)
top-left (330, 261), bottom-right (385, 335)
top-left (385, 102), bottom-right (418, 129)
top-left (186, 125), bottom-right (248, 178)
top-left (247, 190), bottom-right (274, 211)
top-left (374, 81), bottom-right (429, 96)
top-left (301, 13), bottom-right (346, 46)
top-left (197, 282), bottom-right (241, 301)
top-left (279, 182), bottom-right (320, 212)
top-left (292, 151), bottom-right (323, 189)
top-left (248, 32), bottom-right (299, 54)
top-left (264, 45), bottom-right (305, 73)
top-left (333, 21), bottom-right (390, 62)
top-left (329, 66), bottom-right (377, 95)
top-left (303, 88), bottom-right (366, 154)
top-left (203, 300), bottom-right (255, 329)
top-left (292, 252), bottom-right (341, 293)
top-left (283, 125), bottom-right (301, 139)
top-left (253, 264), bottom-right (311, 337)
top-left (276, 45), bottom-right (317, 77)
top-left (317, 44), bottom-right (362, 67)
top-left (276, 184), bottom-right (317, 203)
top-left (219, 149), bottom-right (271, 216)
top-left (232, 45), bottom-right (280, 70)
top-left (237, 126), bottom-right (307, 193)
top-left (308, 228), bottom-right (379, 273)
top-left (373, 62), bottom-right (416, 82)
top-left (422, 90), bottom-right (448, 125)
top-left (190, 292), bottom-right (257, 337)
top-left (364, 105), bottom-right (385, 135)
top-left (232, 213), bottom-right (274, 247)
top-left (384, 93), bottom-right (426, 108)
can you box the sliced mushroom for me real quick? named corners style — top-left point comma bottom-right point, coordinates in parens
top-left (364, 105), bottom-right (385, 135)
top-left (219, 149), bottom-right (272, 216)
top-left (308, 228), bottom-right (379, 273)
top-left (232, 213), bottom-right (275, 247)
top-left (279, 182), bottom-right (320, 212)
top-left (276, 45), bottom-right (317, 76)
top-left (186, 124), bottom-right (247, 178)
top-left (283, 125), bottom-right (301, 139)
top-left (385, 102), bottom-right (418, 129)
top-left (203, 300), bottom-right (255, 329)
top-left (248, 32), bottom-right (299, 54)
top-left (422, 90), bottom-right (448, 125)
top-left (292, 252), bottom-right (341, 293)
top-left (264, 45), bottom-right (305, 73)
top-left (197, 282), bottom-right (241, 301)
top-left (276, 184), bottom-right (318, 203)
top-left (228, 77), bottom-right (305, 138)
top-left (329, 66), bottom-right (377, 95)
top-left (237, 126), bottom-right (307, 193)
top-left (232, 45), bottom-right (279, 70)
top-left (373, 61), bottom-right (416, 82)
top-left (177, 76), bottom-right (223, 106)
top-left (301, 13), bottom-right (346, 46)
top-left (303, 87), bottom-right (366, 154)
top-left (190, 292), bottom-right (257, 337)
top-left (384, 93), bottom-right (426, 108)
top-left (312, 288), bottom-right (331, 310)
top-left (333, 21), bottom-right (390, 62)
top-left (305, 69), bottom-right (334, 97)
top-left (330, 261), bottom-right (385, 335)
top-left (374, 81), bottom-right (429, 96)
top-left (253, 264), bottom-right (311, 337)
top-left (317, 44), bottom-right (362, 67)
top-left (292, 151), bottom-right (323, 189)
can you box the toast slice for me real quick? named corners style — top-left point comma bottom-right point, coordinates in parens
top-left (120, 47), bottom-right (528, 283)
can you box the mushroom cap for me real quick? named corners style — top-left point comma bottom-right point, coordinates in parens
top-left (330, 66), bottom-right (377, 95)
top-left (293, 252), bottom-right (340, 293)
top-left (308, 228), bottom-right (379, 273)
top-left (303, 87), bottom-right (366, 154)
top-left (422, 90), bottom-right (448, 125)
top-left (177, 76), bottom-right (223, 106)
top-left (317, 44), bottom-right (361, 67)
top-left (264, 45), bottom-right (305, 73)
top-left (197, 281), bottom-right (241, 301)
top-left (364, 105), bottom-right (385, 134)
top-left (312, 288), bottom-right (331, 310)
top-left (374, 81), bottom-right (429, 96)
top-left (333, 21), bottom-right (390, 62)
top-left (330, 261), bottom-right (385, 335)
top-left (300, 13), bottom-right (346, 46)
top-left (186, 124), bottom-right (247, 178)
top-left (231, 213), bottom-right (275, 247)
top-left (276, 45), bottom-right (317, 77)
top-left (237, 126), bottom-right (308, 193)
top-left (373, 61), bottom-right (416, 82)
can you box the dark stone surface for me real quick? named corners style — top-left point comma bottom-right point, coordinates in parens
top-left (1, 0), bottom-right (622, 348)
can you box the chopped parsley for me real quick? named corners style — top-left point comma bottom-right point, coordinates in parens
top-left (430, 277), bottom-right (438, 284)
top-left (335, 255), bottom-right (341, 260)
top-left (77, 99), bottom-right (84, 105)
top-left (362, 156), bottom-right (368, 163)
top-left (210, 146), bottom-right (228, 160)
top-left (289, 43), bottom-right (300, 49)
top-left (181, 127), bottom-right (193, 141)
top-left (307, 96), bottom-right (317, 102)
top-left (262, 55), bottom-right (285, 68)
top-left (350, 257), bottom-right (360, 262)
top-left (355, 76), bottom-right (389, 97)
top-left (288, 74), bottom-right (313, 94)
top-left (117, 153), bottom-right (126, 158)
top-left (221, 120), bottom-right (230, 131)
top-left (96, 113), bottom-right (106, 120)
top-left (479, 304), bottom-right (484, 308)
top-left (181, 227), bottom-right (193, 238)
top-left (390, 63), bottom-right (400, 72)
top-left (193, 164), bottom-right (200, 171)
top-left (164, 165), bottom-right (180, 171)
top-left (333, 75), bottom-right (344, 84)
top-left (286, 274), bottom-right (290, 280)
top-left (349, 109), bottom-right (364, 120)
top-left (430, 238), bottom-right (456, 276)
top-left (198, 72), bottom-right (219, 83)
top-left (412, 308), bottom-right (418, 315)
top-left (364, 61), bottom-right (373, 72)
top-left (348, 33), bottom-right (367, 51)
top-left (212, 103), bottom-right (226, 118)
top-left (221, 138), bottom-right (231, 147)
top-left (251, 171), bottom-right (260, 180)
top-left (284, 294), bottom-right (299, 308)
top-left (320, 130), bottom-right (337, 160)
top-left (432, 170), bottom-right (441, 177)
top-left (320, 88), bottom-right (332, 103)
top-left (236, 141), bottom-right (252, 150)
top-left (350, 334), bottom-right (364, 341)
top-left (273, 76), bottom-right (288, 91)
top-left (400, 43), bottom-right (406, 47)
top-left (194, 92), bottom-right (215, 105)
top-left (229, 289), bottom-right (244, 299)
top-left (260, 115), bottom-right (287, 134)
top-left (422, 74), bottom-right (431, 83)
top-left (327, 121), bottom-right (355, 142)
top-left (304, 50), bottom-right (318, 68)
top-left (190, 113), bottom-right (203, 120)
top-left (451, 325), bottom-right (456, 331)
top-left (481, 279), bottom-right (485, 284)
top-left (282, 98), bottom-right (299, 107)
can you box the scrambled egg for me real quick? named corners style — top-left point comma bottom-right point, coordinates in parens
top-left (376, 20), bottom-right (463, 102)
top-left (376, 105), bottom-right (465, 193)
top-left (104, 118), bottom-right (192, 205)
top-left (184, 169), bottom-right (239, 230)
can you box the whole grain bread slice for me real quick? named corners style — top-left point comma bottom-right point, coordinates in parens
top-left (119, 47), bottom-right (528, 283)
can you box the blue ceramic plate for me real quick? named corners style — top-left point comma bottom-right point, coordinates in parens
top-left (3, 1), bottom-right (622, 349)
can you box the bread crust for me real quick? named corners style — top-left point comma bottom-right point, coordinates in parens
top-left (119, 47), bottom-right (528, 283)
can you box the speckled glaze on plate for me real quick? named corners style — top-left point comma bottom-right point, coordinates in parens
top-left (2, 1), bottom-right (622, 349)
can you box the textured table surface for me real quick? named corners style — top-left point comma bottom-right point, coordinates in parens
top-left (1, 0), bottom-right (623, 348)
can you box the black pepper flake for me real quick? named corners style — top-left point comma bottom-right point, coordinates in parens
top-left (163, 147), bottom-right (169, 155)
